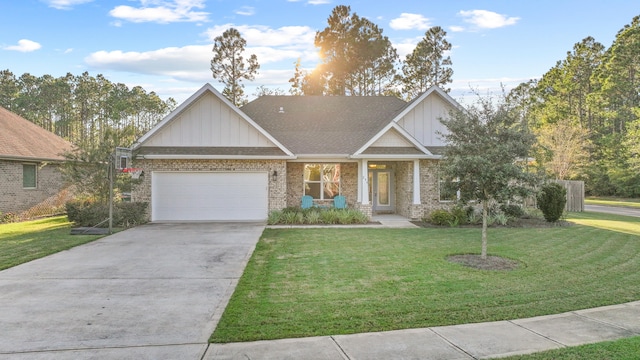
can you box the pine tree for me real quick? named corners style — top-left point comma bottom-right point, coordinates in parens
top-left (210, 28), bottom-right (260, 106)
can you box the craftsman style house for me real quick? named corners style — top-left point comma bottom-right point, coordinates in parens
top-left (132, 83), bottom-right (461, 221)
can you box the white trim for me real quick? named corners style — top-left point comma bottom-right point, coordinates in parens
top-left (391, 86), bottom-right (464, 124)
top-left (353, 122), bottom-right (433, 157)
top-left (361, 160), bottom-right (369, 204)
top-left (413, 160), bottom-right (421, 204)
top-left (133, 83), bottom-right (294, 157)
top-left (350, 154), bottom-right (441, 160)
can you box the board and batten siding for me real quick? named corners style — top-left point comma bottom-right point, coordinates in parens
top-left (397, 93), bottom-right (453, 147)
top-left (144, 91), bottom-right (276, 147)
top-left (370, 128), bottom-right (414, 147)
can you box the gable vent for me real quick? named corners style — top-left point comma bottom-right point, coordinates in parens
top-left (278, 106), bottom-right (284, 113)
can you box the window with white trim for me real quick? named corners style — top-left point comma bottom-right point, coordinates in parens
top-left (304, 164), bottom-right (341, 200)
top-left (23, 164), bottom-right (37, 189)
top-left (439, 174), bottom-right (459, 202)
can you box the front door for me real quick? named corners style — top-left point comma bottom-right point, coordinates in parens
top-left (368, 170), bottom-right (394, 213)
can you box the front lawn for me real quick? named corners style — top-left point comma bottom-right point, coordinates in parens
top-left (0, 216), bottom-right (103, 271)
top-left (211, 212), bottom-right (640, 343)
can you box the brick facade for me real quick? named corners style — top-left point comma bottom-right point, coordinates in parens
top-left (392, 159), bottom-right (447, 220)
top-left (132, 158), bottom-right (448, 221)
top-left (285, 162), bottom-right (358, 208)
top-left (0, 160), bottom-right (69, 215)
top-left (132, 159), bottom-right (287, 220)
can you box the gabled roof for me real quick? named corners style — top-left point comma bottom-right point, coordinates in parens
top-left (240, 95), bottom-right (407, 156)
top-left (134, 83), bottom-right (294, 158)
top-left (391, 85), bottom-right (463, 124)
top-left (0, 106), bottom-right (73, 162)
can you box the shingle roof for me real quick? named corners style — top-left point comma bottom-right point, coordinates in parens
top-left (0, 106), bottom-right (73, 161)
top-left (240, 96), bottom-right (407, 155)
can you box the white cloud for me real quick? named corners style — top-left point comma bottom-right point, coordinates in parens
top-left (41, 0), bottom-right (93, 10)
top-left (458, 10), bottom-right (519, 29)
top-left (86, 45), bottom-right (212, 82)
top-left (4, 39), bottom-right (42, 52)
top-left (109, 0), bottom-right (209, 23)
top-left (308, 0), bottom-right (331, 4)
top-left (389, 13), bottom-right (431, 31)
top-left (235, 6), bottom-right (255, 16)
top-left (204, 24), bottom-right (316, 48)
top-left (449, 25), bottom-right (465, 33)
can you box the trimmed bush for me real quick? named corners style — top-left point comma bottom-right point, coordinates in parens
top-left (537, 183), bottom-right (567, 222)
top-left (428, 209), bottom-right (455, 226)
top-left (266, 208), bottom-right (368, 225)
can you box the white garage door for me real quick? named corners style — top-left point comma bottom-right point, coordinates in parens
top-left (151, 172), bottom-right (268, 221)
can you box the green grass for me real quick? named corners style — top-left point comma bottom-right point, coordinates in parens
top-left (0, 216), bottom-right (103, 270)
top-left (503, 336), bottom-right (640, 359)
top-left (586, 196), bottom-right (640, 209)
top-left (211, 212), bottom-right (640, 343)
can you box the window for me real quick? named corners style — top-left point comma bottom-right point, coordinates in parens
top-left (439, 174), bottom-right (459, 202)
top-left (23, 164), bottom-right (37, 188)
top-left (304, 164), bottom-right (340, 199)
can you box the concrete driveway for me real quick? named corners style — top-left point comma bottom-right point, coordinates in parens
top-left (0, 222), bottom-right (264, 359)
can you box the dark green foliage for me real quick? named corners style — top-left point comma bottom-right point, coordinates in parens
top-left (428, 209), bottom-right (455, 226)
top-left (267, 208), bottom-right (368, 225)
top-left (537, 183), bottom-right (567, 222)
top-left (501, 204), bottom-right (526, 218)
top-left (66, 200), bottom-right (148, 227)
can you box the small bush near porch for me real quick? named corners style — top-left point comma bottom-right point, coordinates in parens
top-left (211, 211), bottom-right (640, 343)
top-left (268, 207), bottom-right (368, 225)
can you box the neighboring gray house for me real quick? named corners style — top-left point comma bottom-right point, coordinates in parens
top-left (0, 106), bottom-right (73, 218)
top-left (132, 83), bottom-right (461, 222)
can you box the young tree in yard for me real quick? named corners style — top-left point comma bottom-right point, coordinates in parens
top-left (401, 26), bottom-right (453, 99)
top-left (211, 28), bottom-right (259, 106)
top-left (440, 95), bottom-right (537, 259)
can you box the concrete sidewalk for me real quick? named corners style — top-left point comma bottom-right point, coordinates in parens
top-left (206, 301), bottom-right (640, 359)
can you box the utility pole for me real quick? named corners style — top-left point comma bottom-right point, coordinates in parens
top-left (108, 152), bottom-right (114, 234)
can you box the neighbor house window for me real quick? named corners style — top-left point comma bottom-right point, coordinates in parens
top-left (439, 174), bottom-right (459, 202)
top-left (23, 164), bottom-right (37, 189)
top-left (304, 164), bottom-right (341, 199)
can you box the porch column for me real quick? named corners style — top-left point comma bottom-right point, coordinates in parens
top-left (413, 159), bottom-right (421, 204)
top-left (361, 159), bottom-right (369, 204)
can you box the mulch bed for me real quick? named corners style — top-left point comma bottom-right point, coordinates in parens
top-left (447, 254), bottom-right (520, 271)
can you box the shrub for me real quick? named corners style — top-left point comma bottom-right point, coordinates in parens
top-left (267, 210), bottom-right (283, 225)
top-left (0, 212), bottom-right (18, 224)
top-left (320, 209), bottom-right (339, 224)
top-left (429, 209), bottom-right (455, 226)
top-left (450, 206), bottom-right (468, 225)
top-left (500, 204), bottom-right (525, 218)
top-left (537, 183), bottom-right (567, 222)
top-left (65, 199), bottom-right (148, 227)
top-left (304, 210), bottom-right (321, 224)
top-left (113, 202), bottom-right (148, 227)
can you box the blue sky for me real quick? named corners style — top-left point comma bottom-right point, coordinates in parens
top-left (2, 0), bottom-right (639, 104)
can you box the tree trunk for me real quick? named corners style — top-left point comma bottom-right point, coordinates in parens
top-left (481, 202), bottom-right (488, 260)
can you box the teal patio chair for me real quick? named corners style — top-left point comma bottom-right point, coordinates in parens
top-left (333, 195), bottom-right (347, 209)
top-left (301, 195), bottom-right (314, 209)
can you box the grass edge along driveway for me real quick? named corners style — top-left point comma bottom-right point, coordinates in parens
top-left (212, 211), bottom-right (640, 343)
top-left (0, 216), bottom-right (104, 271)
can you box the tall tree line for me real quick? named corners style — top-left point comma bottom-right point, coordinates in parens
top-left (0, 70), bottom-right (175, 148)
top-left (509, 15), bottom-right (640, 197)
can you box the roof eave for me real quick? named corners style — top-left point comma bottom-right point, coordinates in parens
top-left (0, 155), bottom-right (66, 162)
top-left (136, 154), bottom-right (296, 160)
top-left (349, 154), bottom-right (442, 160)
